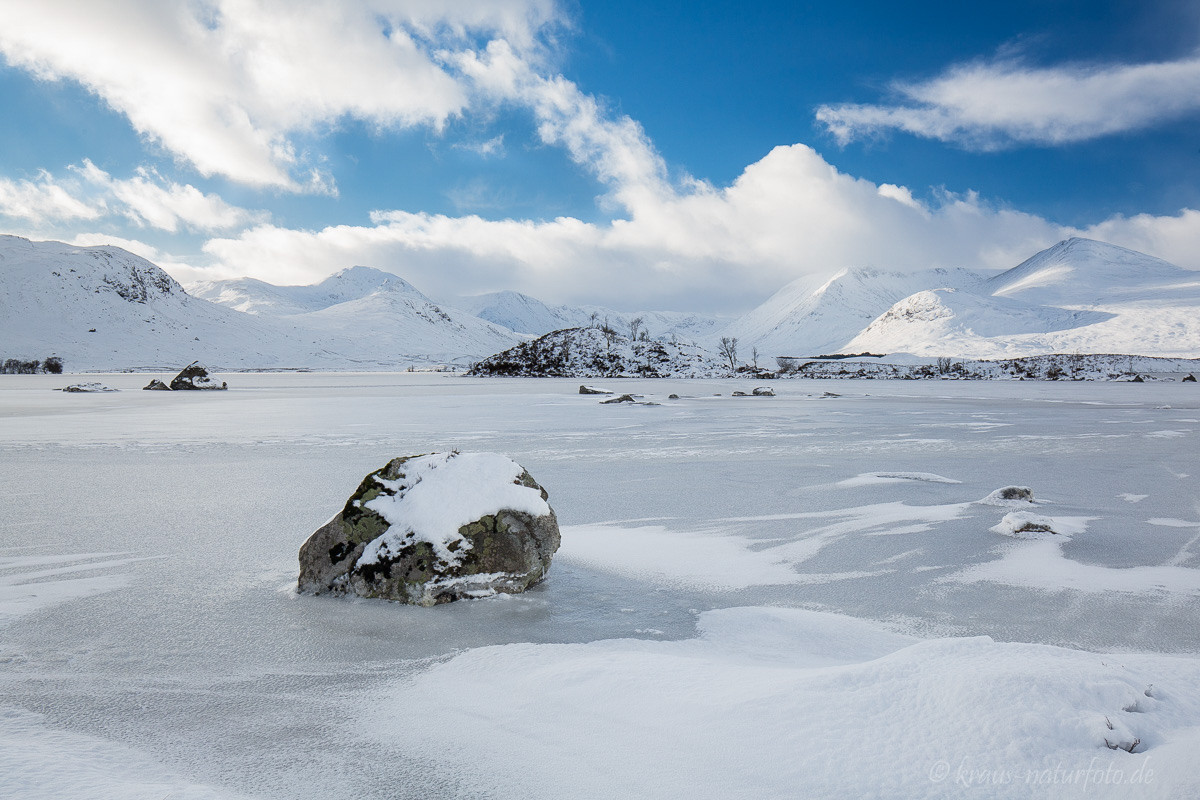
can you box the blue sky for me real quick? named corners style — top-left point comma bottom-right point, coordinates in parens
top-left (2, 0), bottom-right (1199, 312)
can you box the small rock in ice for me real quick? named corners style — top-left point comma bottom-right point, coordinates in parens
top-left (979, 486), bottom-right (1035, 506)
top-left (991, 511), bottom-right (1060, 539)
top-left (61, 382), bottom-right (117, 393)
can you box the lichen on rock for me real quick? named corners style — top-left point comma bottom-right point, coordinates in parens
top-left (298, 452), bottom-right (560, 606)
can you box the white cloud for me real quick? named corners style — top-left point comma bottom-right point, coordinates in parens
top-left (1077, 208), bottom-right (1200, 269)
top-left (0, 171), bottom-right (105, 223)
top-left (0, 160), bottom-right (265, 233)
top-left (450, 39), bottom-right (669, 213)
top-left (72, 161), bottom-right (268, 232)
top-left (452, 134), bottom-right (506, 158)
top-left (0, 0), bottom-right (561, 190)
top-left (816, 54), bottom-right (1200, 148)
top-left (195, 144), bottom-right (1077, 310)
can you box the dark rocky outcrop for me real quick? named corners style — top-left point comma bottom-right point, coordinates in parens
top-left (142, 379), bottom-right (171, 391)
top-left (169, 361), bottom-right (227, 390)
top-left (298, 452), bottom-right (560, 606)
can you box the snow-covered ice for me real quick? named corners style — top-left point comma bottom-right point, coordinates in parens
top-left (1, 372), bottom-right (1199, 798)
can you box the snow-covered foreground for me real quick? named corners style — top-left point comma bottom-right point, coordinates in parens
top-left (2, 373), bottom-right (1199, 798)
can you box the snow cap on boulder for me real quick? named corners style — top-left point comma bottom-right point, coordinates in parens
top-left (298, 452), bottom-right (559, 606)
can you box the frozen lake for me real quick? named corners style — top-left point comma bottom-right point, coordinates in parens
top-left (2, 373), bottom-right (1199, 798)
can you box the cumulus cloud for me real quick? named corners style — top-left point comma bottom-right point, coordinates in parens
top-left (194, 144), bottom-right (1074, 310)
top-left (0, 0), bottom-right (561, 190)
top-left (0, 161), bottom-right (265, 233)
top-left (72, 161), bottom-right (268, 232)
top-left (0, 171), bottom-right (105, 223)
top-left (816, 54), bottom-right (1200, 148)
top-left (450, 39), bottom-right (670, 213)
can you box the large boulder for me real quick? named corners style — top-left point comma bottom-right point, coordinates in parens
top-left (298, 452), bottom-right (560, 606)
top-left (170, 361), bottom-right (227, 390)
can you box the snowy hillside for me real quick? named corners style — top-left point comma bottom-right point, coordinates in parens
top-left (0, 235), bottom-right (335, 371)
top-left (455, 290), bottom-right (726, 343)
top-left (845, 238), bottom-right (1200, 359)
top-left (721, 266), bottom-right (986, 357)
top-left (468, 327), bottom-right (736, 378)
top-left (189, 266), bottom-right (422, 315)
top-left (8, 234), bottom-right (1199, 371)
top-left (192, 266), bottom-right (520, 368)
top-left (0, 237), bottom-right (518, 371)
top-left (284, 284), bottom-right (520, 368)
top-left (986, 237), bottom-right (1198, 306)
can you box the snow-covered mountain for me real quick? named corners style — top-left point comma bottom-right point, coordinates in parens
top-left (192, 267), bottom-right (520, 367)
top-left (0, 235), bottom-right (337, 371)
top-left (0, 237), bottom-right (518, 371)
top-left (454, 290), bottom-right (727, 343)
top-left (277, 282), bottom-right (520, 367)
top-left (189, 266), bottom-right (422, 315)
top-left (845, 238), bottom-right (1200, 358)
top-left (7, 234), bottom-right (1198, 371)
top-left (719, 266), bottom-right (986, 358)
top-left (985, 237), bottom-right (1199, 306)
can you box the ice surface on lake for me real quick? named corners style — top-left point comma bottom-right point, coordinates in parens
top-left (2, 373), bottom-right (1199, 798)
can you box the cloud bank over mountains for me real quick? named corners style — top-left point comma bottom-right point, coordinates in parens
top-left (1, 1), bottom-right (1199, 313)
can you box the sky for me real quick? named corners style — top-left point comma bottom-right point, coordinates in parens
top-left (2, 0), bottom-right (1200, 313)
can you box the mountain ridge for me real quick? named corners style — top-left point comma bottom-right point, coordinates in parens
top-left (4, 234), bottom-right (1198, 370)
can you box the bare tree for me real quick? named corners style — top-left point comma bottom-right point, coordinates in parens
top-left (600, 317), bottom-right (617, 350)
top-left (628, 316), bottom-right (645, 342)
top-left (751, 345), bottom-right (759, 370)
top-left (589, 312), bottom-right (599, 329)
top-left (719, 337), bottom-right (739, 370)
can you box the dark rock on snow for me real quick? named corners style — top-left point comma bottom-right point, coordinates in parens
top-left (298, 452), bottom-right (560, 606)
top-left (142, 379), bottom-right (171, 391)
top-left (170, 361), bottom-right (227, 390)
